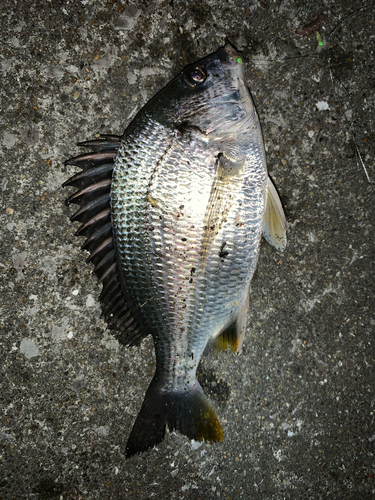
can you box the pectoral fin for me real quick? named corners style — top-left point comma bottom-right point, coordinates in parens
top-left (214, 296), bottom-right (249, 354)
top-left (200, 154), bottom-right (245, 269)
top-left (263, 176), bottom-right (287, 251)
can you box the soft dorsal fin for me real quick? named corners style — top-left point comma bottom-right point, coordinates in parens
top-left (263, 176), bottom-right (287, 251)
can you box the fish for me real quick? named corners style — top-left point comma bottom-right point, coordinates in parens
top-left (63, 44), bottom-right (287, 457)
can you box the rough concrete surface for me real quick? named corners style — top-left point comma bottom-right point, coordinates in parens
top-left (1, 0), bottom-right (374, 498)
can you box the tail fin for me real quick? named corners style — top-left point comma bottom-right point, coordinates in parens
top-left (126, 377), bottom-right (223, 457)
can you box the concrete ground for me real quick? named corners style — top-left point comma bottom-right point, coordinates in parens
top-left (1, 0), bottom-right (374, 498)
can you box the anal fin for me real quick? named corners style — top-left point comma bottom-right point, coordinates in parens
top-left (214, 296), bottom-right (249, 354)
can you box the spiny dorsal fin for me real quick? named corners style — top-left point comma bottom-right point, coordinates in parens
top-left (64, 135), bottom-right (148, 346)
top-left (78, 135), bottom-right (122, 152)
top-left (263, 176), bottom-right (287, 251)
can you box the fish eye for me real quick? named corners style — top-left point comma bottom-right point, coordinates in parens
top-left (190, 67), bottom-right (205, 82)
top-left (183, 66), bottom-right (207, 87)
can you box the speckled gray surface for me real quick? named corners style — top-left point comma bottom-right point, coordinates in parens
top-left (1, 0), bottom-right (374, 499)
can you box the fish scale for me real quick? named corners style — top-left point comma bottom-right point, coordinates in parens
top-left (112, 108), bottom-right (264, 382)
top-left (64, 44), bottom-right (287, 457)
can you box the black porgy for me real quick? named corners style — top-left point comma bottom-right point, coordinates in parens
top-left (63, 44), bottom-right (287, 457)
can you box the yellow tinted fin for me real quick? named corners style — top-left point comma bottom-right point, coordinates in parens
top-left (126, 376), bottom-right (222, 457)
top-left (214, 323), bottom-right (237, 352)
top-left (263, 176), bottom-right (287, 251)
top-left (192, 391), bottom-right (224, 442)
top-left (214, 297), bottom-right (249, 354)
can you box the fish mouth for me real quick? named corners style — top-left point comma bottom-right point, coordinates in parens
top-left (217, 44), bottom-right (245, 79)
top-left (217, 43), bottom-right (246, 86)
top-left (217, 44), bottom-right (241, 65)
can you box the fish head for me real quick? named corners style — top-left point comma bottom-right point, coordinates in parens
top-left (151, 44), bottom-right (257, 147)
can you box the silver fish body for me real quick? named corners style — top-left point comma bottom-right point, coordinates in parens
top-left (64, 44), bottom-right (286, 457)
